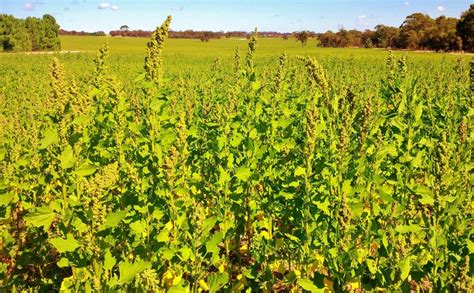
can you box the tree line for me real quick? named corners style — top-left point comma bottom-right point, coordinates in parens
top-left (101, 29), bottom-right (291, 41)
top-left (59, 29), bottom-right (106, 37)
top-left (299, 5), bottom-right (474, 52)
top-left (0, 14), bottom-right (60, 52)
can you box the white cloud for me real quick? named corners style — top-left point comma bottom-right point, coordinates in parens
top-left (98, 2), bottom-right (110, 9)
top-left (437, 5), bottom-right (446, 12)
top-left (356, 15), bottom-right (370, 27)
top-left (404, 1), bottom-right (410, 6)
top-left (98, 2), bottom-right (120, 11)
top-left (24, 2), bottom-right (34, 10)
top-left (170, 6), bottom-right (184, 11)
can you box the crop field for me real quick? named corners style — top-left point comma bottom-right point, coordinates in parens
top-left (0, 17), bottom-right (473, 292)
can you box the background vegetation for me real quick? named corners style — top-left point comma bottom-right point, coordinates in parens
top-left (4, 4), bottom-right (470, 53)
top-left (62, 4), bottom-right (474, 53)
top-left (0, 14), bottom-right (60, 52)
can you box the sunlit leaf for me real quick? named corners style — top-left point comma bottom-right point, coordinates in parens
top-left (118, 260), bottom-right (151, 284)
top-left (235, 166), bottom-right (251, 182)
top-left (49, 235), bottom-right (80, 253)
top-left (24, 206), bottom-right (54, 228)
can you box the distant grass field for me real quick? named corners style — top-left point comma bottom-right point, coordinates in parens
top-left (59, 35), bottom-right (469, 60)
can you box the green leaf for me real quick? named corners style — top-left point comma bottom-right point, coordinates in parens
top-left (467, 239), bottom-right (474, 253)
top-left (251, 80), bottom-right (262, 91)
top-left (169, 285), bottom-right (188, 293)
top-left (415, 186), bottom-right (433, 196)
top-left (102, 210), bottom-right (127, 229)
top-left (276, 118), bottom-right (293, 129)
top-left (414, 102), bottom-right (423, 122)
top-left (208, 272), bottom-right (229, 293)
top-left (294, 166), bottom-right (306, 177)
top-left (419, 194), bottom-right (435, 205)
top-left (49, 234), bottom-right (80, 253)
top-left (60, 277), bottom-right (75, 291)
top-left (180, 247), bottom-right (192, 261)
top-left (415, 186), bottom-right (434, 205)
top-left (390, 118), bottom-right (406, 131)
top-left (206, 232), bottom-right (224, 255)
top-left (24, 205), bottom-right (54, 228)
top-left (285, 233), bottom-right (300, 242)
top-left (411, 151), bottom-right (423, 168)
top-left (104, 250), bottom-right (116, 271)
top-left (39, 128), bottom-right (59, 149)
top-left (157, 229), bottom-right (169, 242)
top-left (255, 102), bottom-right (263, 117)
top-left (202, 217), bottom-right (218, 234)
top-left (59, 145), bottom-right (75, 170)
top-left (279, 191), bottom-right (294, 200)
top-left (235, 167), bottom-right (251, 182)
top-left (130, 220), bottom-right (146, 235)
top-left (399, 257), bottom-right (411, 281)
top-left (73, 163), bottom-right (97, 177)
top-left (230, 133), bottom-right (244, 147)
top-left (118, 260), bottom-right (151, 284)
top-left (315, 199), bottom-right (330, 216)
top-left (0, 192), bottom-right (11, 206)
top-left (128, 122), bottom-right (143, 134)
top-left (366, 259), bottom-right (377, 274)
top-left (379, 146), bottom-right (398, 158)
top-left (297, 278), bottom-right (324, 292)
top-left (342, 180), bottom-right (352, 196)
top-left (218, 165), bottom-right (231, 185)
top-left (249, 128), bottom-right (258, 139)
top-left (395, 224), bottom-right (422, 234)
top-left (468, 107), bottom-right (474, 117)
top-left (57, 258), bottom-right (70, 268)
top-left (150, 97), bottom-right (166, 112)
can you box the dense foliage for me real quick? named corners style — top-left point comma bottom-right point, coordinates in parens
top-left (106, 29), bottom-right (290, 40)
top-left (59, 30), bottom-right (107, 37)
top-left (0, 15), bottom-right (473, 292)
top-left (457, 4), bottom-right (474, 52)
top-left (0, 14), bottom-right (60, 52)
top-left (318, 5), bottom-right (474, 52)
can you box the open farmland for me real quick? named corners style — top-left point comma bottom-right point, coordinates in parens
top-left (0, 16), bottom-right (473, 293)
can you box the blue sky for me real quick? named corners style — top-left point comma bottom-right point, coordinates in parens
top-left (0, 1), bottom-right (471, 32)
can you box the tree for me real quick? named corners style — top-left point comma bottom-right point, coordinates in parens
top-left (293, 31), bottom-right (309, 46)
top-left (361, 30), bottom-right (374, 48)
top-left (372, 25), bottom-right (400, 48)
top-left (398, 13), bottom-right (435, 49)
top-left (200, 31), bottom-right (211, 42)
top-left (120, 25), bottom-right (129, 32)
top-left (318, 31), bottom-right (336, 47)
top-left (0, 14), bottom-right (31, 52)
top-left (425, 16), bottom-right (460, 51)
top-left (0, 14), bottom-right (60, 52)
top-left (41, 14), bottom-right (60, 50)
top-left (457, 4), bottom-right (474, 52)
top-left (25, 16), bottom-right (43, 51)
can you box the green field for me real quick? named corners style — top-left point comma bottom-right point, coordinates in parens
top-left (58, 35), bottom-right (466, 58)
top-left (0, 27), bottom-right (472, 292)
top-left (2, 35), bottom-right (469, 117)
